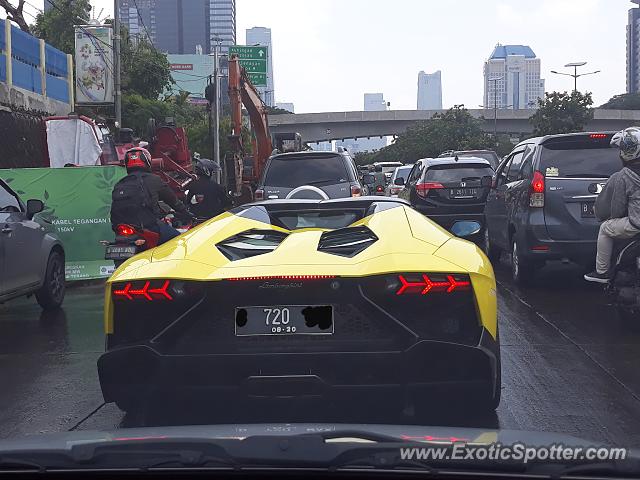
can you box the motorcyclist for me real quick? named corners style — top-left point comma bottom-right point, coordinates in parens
top-left (110, 147), bottom-right (192, 244)
top-left (187, 158), bottom-right (230, 219)
top-left (584, 127), bottom-right (640, 283)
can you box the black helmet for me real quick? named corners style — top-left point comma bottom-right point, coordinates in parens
top-left (194, 158), bottom-right (219, 178)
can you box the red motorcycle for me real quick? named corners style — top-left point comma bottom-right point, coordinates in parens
top-left (103, 224), bottom-right (161, 268)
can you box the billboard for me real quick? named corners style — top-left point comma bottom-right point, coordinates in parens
top-left (0, 166), bottom-right (127, 280)
top-left (74, 25), bottom-right (114, 105)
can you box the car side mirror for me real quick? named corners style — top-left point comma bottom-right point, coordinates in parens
top-left (394, 177), bottom-right (405, 186)
top-left (362, 174), bottom-right (375, 185)
top-left (26, 199), bottom-right (44, 219)
top-left (481, 175), bottom-right (493, 188)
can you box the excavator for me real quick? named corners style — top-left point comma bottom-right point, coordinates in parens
top-left (226, 54), bottom-right (302, 204)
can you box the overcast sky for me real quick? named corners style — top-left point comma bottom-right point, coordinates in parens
top-left (9, 0), bottom-right (633, 112)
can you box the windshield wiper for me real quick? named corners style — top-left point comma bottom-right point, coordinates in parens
top-left (304, 179), bottom-right (336, 185)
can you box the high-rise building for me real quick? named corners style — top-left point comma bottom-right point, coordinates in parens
top-left (118, 0), bottom-right (235, 55)
top-left (118, 0), bottom-right (152, 40)
top-left (627, 1), bottom-right (640, 93)
top-left (209, 0), bottom-right (236, 54)
top-left (246, 27), bottom-right (274, 106)
top-left (276, 102), bottom-right (294, 113)
top-left (483, 44), bottom-right (544, 110)
top-left (417, 70), bottom-right (443, 110)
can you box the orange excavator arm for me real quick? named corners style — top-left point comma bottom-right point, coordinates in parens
top-left (227, 55), bottom-right (273, 184)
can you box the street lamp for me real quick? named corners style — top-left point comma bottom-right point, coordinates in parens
top-left (483, 76), bottom-right (504, 143)
top-left (550, 62), bottom-right (600, 92)
top-left (209, 35), bottom-right (223, 167)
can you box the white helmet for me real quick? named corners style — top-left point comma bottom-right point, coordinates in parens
top-left (611, 127), bottom-right (640, 164)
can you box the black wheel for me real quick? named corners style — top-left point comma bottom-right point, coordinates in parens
top-left (35, 251), bottom-right (65, 310)
top-left (511, 238), bottom-right (534, 285)
top-left (116, 395), bottom-right (145, 414)
top-left (483, 228), bottom-right (501, 263)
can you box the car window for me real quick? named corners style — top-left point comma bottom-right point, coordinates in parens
top-left (496, 157), bottom-right (513, 186)
top-left (393, 166), bottom-right (413, 182)
top-left (520, 146), bottom-right (535, 179)
top-left (424, 164), bottom-right (495, 183)
top-left (506, 150), bottom-right (526, 182)
top-left (407, 162), bottom-right (423, 184)
top-left (539, 137), bottom-right (620, 178)
top-left (0, 183), bottom-right (21, 212)
top-left (264, 155), bottom-right (349, 187)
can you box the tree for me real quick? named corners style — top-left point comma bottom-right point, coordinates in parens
top-left (356, 106), bottom-right (492, 164)
top-left (33, 0), bottom-right (91, 54)
top-left (0, 0), bottom-right (31, 33)
top-left (529, 91), bottom-right (594, 136)
top-left (600, 93), bottom-right (640, 110)
top-left (121, 33), bottom-right (173, 100)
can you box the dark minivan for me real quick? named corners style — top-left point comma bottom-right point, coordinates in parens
top-left (256, 150), bottom-right (364, 200)
top-left (397, 156), bottom-right (494, 230)
top-left (483, 132), bottom-right (620, 284)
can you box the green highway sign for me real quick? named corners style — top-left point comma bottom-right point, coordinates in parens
top-left (247, 72), bottom-right (267, 86)
top-left (229, 45), bottom-right (268, 60)
top-left (230, 45), bottom-right (268, 86)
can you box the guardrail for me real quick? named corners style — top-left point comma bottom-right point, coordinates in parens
top-left (0, 18), bottom-right (73, 106)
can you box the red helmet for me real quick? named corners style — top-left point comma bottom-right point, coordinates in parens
top-left (124, 147), bottom-right (152, 171)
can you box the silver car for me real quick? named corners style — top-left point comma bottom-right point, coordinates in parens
top-left (0, 180), bottom-right (65, 310)
top-left (385, 164), bottom-right (414, 197)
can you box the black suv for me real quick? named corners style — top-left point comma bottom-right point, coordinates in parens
top-left (256, 150), bottom-right (364, 200)
top-left (483, 132), bottom-right (620, 284)
top-left (397, 156), bottom-right (494, 230)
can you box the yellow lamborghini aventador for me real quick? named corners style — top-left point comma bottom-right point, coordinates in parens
top-left (98, 197), bottom-right (499, 416)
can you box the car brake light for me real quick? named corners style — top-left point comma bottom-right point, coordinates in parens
top-left (351, 185), bottom-right (362, 197)
top-left (590, 133), bottom-right (608, 139)
top-left (228, 275), bottom-right (336, 281)
top-left (396, 274), bottom-right (471, 295)
top-left (376, 185), bottom-right (384, 192)
top-left (254, 189), bottom-right (264, 201)
top-left (116, 224), bottom-right (136, 236)
top-left (529, 171), bottom-right (545, 208)
top-left (416, 182), bottom-right (444, 198)
top-left (113, 280), bottom-right (173, 301)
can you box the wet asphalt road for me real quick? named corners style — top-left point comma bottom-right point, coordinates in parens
top-left (1, 258), bottom-right (640, 447)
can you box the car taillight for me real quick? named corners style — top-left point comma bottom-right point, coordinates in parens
top-left (113, 280), bottom-right (173, 301)
top-left (116, 224), bottom-right (136, 236)
top-left (395, 274), bottom-right (471, 295)
top-left (529, 171), bottom-right (545, 208)
top-left (254, 189), bottom-right (264, 201)
top-left (376, 185), bottom-right (384, 193)
top-left (416, 182), bottom-right (444, 198)
top-left (351, 185), bottom-right (362, 197)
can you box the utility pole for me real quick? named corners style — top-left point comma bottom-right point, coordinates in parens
top-left (113, 0), bottom-right (122, 129)
top-left (211, 36), bottom-right (222, 167)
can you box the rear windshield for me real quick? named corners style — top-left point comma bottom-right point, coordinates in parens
top-left (456, 152), bottom-right (498, 168)
top-left (394, 166), bottom-right (413, 179)
top-left (539, 137), bottom-right (620, 178)
top-left (424, 164), bottom-right (494, 182)
top-left (264, 156), bottom-right (349, 187)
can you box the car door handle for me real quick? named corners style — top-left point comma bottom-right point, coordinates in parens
top-left (2, 227), bottom-right (12, 234)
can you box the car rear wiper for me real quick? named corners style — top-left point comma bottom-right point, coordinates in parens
top-left (304, 179), bottom-right (336, 185)
top-left (562, 173), bottom-right (609, 178)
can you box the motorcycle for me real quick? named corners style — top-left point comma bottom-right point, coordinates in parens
top-left (102, 209), bottom-right (205, 269)
top-left (606, 235), bottom-right (640, 326)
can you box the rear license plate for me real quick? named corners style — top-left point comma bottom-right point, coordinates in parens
top-left (450, 188), bottom-right (477, 199)
top-left (105, 245), bottom-right (137, 260)
top-left (581, 202), bottom-right (595, 218)
top-left (235, 305), bottom-right (334, 336)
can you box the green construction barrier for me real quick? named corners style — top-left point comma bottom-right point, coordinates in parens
top-left (0, 166), bottom-right (127, 281)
